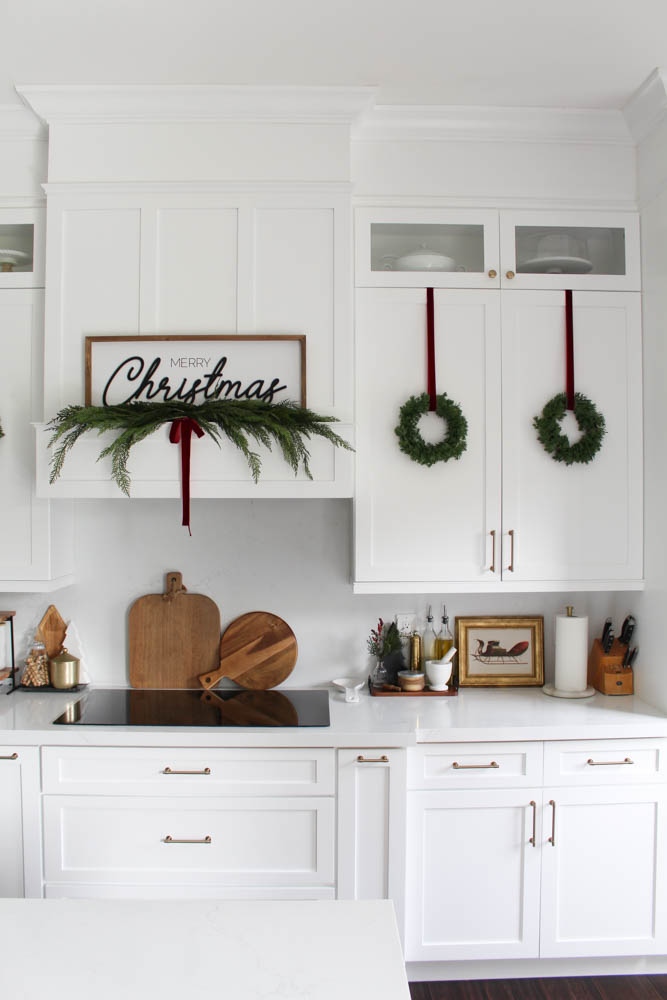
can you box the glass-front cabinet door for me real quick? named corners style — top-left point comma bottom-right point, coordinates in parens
top-left (0, 207), bottom-right (44, 288)
top-left (355, 208), bottom-right (500, 288)
top-left (499, 211), bottom-right (640, 290)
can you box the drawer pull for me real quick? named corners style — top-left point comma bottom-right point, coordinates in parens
top-left (548, 800), bottom-right (556, 846)
top-left (452, 761), bottom-right (499, 769)
top-left (586, 758), bottom-right (634, 767)
top-left (529, 800), bottom-right (537, 846)
top-left (356, 755), bottom-right (389, 763)
top-left (162, 767), bottom-right (211, 775)
top-left (163, 835), bottom-right (212, 845)
top-left (0, 753), bottom-right (18, 760)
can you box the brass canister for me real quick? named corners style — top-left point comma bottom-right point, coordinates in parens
top-left (48, 648), bottom-right (80, 690)
top-left (409, 632), bottom-right (423, 672)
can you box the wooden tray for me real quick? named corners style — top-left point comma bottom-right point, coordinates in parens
top-left (368, 678), bottom-right (458, 697)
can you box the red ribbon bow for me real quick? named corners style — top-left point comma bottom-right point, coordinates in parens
top-left (169, 417), bottom-right (205, 534)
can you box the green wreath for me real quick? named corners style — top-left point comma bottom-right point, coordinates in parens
top-left (395, 392), bottom-right (468, 466)
top-left (533, 392), bottom-right (606, 465)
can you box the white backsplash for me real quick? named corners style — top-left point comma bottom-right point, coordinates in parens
top-left (2, 498), bottom-right (615, 689)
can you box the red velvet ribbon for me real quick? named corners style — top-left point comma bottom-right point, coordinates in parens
top-left (565, 289), bottom-right (575, 411)
top-left (169, 417), bottom-right (204, 534)
top-left (426, 287), bottom-right (436, 411)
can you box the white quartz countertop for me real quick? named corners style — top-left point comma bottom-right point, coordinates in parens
top-left (0, 898), bottom-right (409, 1000)
top-left (0, 684), bottom-right (666, 746)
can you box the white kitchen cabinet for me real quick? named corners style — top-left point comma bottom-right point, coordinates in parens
top-left (501, 290), bottom-right (643, 586)
top-left (0, 290), bottom-right (73, 590)
top-left (405, 788), bottom-right (542, 961)
top-left (354, 287), bottom-right (643, 592)
top-left (37, 189), bottom-right (353, 499)
top-left (0, 747), bottom-right (41, 898)
top-left (354, 287), bottom-right (502, 589)
top-left (499, 210), bottom-right (640, 290)
top-left (337, 749), bottom-right (407, 937)
top-left (540, 786), bottom-right (667, 957)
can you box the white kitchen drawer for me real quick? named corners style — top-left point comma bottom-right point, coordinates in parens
top-left (408, 743), bottom-right (543, 790)
top-left (43, 795), bottom-right (334, 886)
top-left (41, 746), bottom-right (335, 797)
top-left (45, 884), bottom-right (336, 900)
top-left (543, 739), bottom-right (667, 786)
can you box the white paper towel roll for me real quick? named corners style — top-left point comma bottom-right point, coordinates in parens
top-left (554, 612), bottom-right (589, 693)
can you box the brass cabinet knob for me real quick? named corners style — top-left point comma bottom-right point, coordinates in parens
top-left (506, 270), bottom-right (516, 279)
top-left (488, 269), bottom-right (497, 279)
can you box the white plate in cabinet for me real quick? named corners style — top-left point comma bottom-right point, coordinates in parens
top-left (43, 796), bottom-right (335, 886)
top-left (540, 786), bottom-right (667, 957)
top-left (543, 739), bottom-right (667, 787)
top-left (408, 743), bottom-right (543, 790)
top-left (41, 747), bottom-right (335, 797)
top-left (405, 788), bottom-right (542, 961)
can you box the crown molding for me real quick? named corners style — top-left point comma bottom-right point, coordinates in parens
top-left (0, 104), bottom-right (46, 140)
top-left (353, 104), bottom-right (634, 146)
top-left (623, 68), bottom-right (667, 143)
top-left (15, 84), bottom-right (377, 126)
top-left (41, 180), bottom-right (353, 197)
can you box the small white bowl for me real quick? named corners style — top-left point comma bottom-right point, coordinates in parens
top-left (332, 677), bottom-right (365, 703)
top-left (425, 659), bottom-right (451, 691)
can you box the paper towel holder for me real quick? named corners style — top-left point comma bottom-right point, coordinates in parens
top-left (543, 604), bottom-right (596, 699)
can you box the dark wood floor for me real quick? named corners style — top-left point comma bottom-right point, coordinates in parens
top-left (409, 975), bottom-right (667, 1000)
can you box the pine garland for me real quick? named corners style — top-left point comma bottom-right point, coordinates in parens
top-left (47, 400), bottom-right (353, 495)
top-left (533, 392), bottom-right (606, 465)
top-left (395, 392), bottom-right (468, 467)
top-left (0, 419), bottom-right (4, 439)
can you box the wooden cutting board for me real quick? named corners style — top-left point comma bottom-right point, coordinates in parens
top-left (129, 572), bottom-right (221, 689)
top-left (37, 605), bottom-right (67, 658)
top-left (198, 611), bottom-right (297, 691)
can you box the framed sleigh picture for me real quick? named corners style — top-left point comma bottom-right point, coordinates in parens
top-left (455, 616), bottom-right (544, 687)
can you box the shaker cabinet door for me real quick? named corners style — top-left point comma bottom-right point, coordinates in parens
top-left (501, 290), bottom-right (643, 586)
top-left (540, 786), bottom-right (667, 957)
top-left (405, 789), bottom-right (542, 962)
top-left (354, 288), bottom-right (502, 591)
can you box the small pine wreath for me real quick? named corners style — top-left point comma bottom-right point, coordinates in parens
top-left (533, 392), bottom-right (606, 465)
top-left (395, 392), bottom-right (468, 467)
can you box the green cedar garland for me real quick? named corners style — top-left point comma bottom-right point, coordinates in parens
top-left (533, 392), bottom-right (606, 465)
top-left (47, 399), bottom-right (353, 496)
top-left (395, 392), bottom-right (468, 467)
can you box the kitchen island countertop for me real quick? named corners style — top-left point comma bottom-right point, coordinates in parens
top-left (0, 684), bottom-right (665, 747)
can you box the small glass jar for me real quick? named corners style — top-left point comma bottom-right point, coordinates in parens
top-left (371, 658), bottom-right (389, 688)
top-left (23, 640), bottom-right (49, 687)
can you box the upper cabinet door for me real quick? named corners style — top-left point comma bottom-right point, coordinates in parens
top-left (500, 211), bottom-right (640, 291)
top-left (501, 290), bottom-right (643, 587)
top-left (354, 288), bottom-right (502, 591)
top-left (355, 207), bottom-right (500, 289)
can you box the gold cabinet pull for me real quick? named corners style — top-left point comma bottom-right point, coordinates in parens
top-left (0, 753), bottom-right (18, 760)
top-left (487, 269), bottom-right (497, 279)
top-left (548, 800), bottom-right (556, 846)
top-left (163, 835), bottom-right (212, 844)
top-left (586, 757), bottom-right (634, 766)
top-left (506, 270), bottom-right (516, 279)
top-left (489, 529), bottom-right (496, 573)
top-left (356, 755), bottom-right (389, 763)
top-left (162, 767), bottom-right (211, 775)
top-left (452, 761), bottom-right (499, 769)
top-left (508, 529), bottom-right (515, 571)
top-left (529, 800), bottom-right (537, 846)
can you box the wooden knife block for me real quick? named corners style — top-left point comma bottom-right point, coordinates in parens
top-left (588, 638), bottom-right (634, 696)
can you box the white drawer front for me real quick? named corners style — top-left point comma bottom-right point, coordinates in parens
top-left (42, 747), bottom-right (335, 796)
top-left (543, 739), bottom-right (667, 786)
top-left (408, 743), bottom-right (543, 789)
top-left (43, 796), bottom-right (335, 886)
top-left (45, 884), bottom-right (336, 900)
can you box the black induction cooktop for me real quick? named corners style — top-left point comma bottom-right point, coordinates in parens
top-left (53, 688), bottom-right (330, 728)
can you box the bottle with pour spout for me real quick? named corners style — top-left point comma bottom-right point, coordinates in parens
top-left (435, 605), bottom-right (454, 659)
top-left (423, 605), bottom-right (438, 661)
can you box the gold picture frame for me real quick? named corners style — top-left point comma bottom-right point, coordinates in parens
top-left (455, 616), bottom-right (544, 687)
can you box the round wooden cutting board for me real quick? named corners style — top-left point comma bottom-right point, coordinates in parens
top-left (198, 611), bottom-right (298, 691)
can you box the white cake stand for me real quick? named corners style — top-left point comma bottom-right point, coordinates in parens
top-left (543, 683), bottom-right (596, 699)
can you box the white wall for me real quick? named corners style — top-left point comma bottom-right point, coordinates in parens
top-left (2, 498), bottom-right (612, 688)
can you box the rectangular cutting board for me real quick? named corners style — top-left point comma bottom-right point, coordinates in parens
top-left (129, 572), bottom-right (221, 689)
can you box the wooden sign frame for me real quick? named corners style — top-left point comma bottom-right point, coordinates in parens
top-left (85, 334), bottom-right (307, 407)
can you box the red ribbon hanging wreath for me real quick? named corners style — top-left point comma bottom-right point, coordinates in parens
top-left (169, 417), bottom-right (205, 533)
